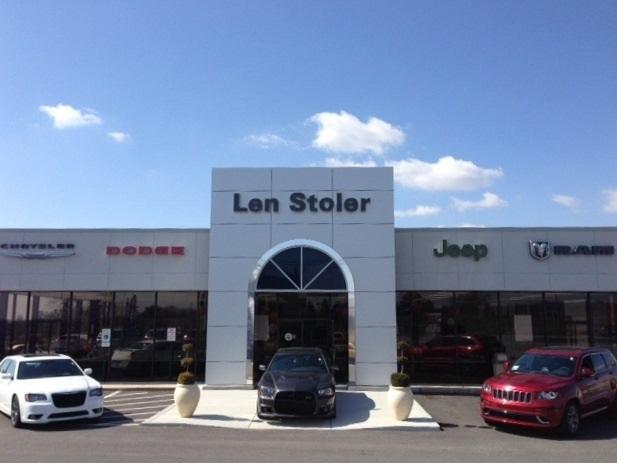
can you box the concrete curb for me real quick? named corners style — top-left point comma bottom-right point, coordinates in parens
top-left (102, 382), bottom-right (481, 396)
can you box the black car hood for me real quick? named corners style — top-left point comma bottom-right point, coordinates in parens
top-left (268, 371), bottom-right (331, 391)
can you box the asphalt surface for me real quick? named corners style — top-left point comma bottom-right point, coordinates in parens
top-left (1, 393), bottom-right (616, 463)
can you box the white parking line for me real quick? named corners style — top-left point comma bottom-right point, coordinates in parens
top-left (105, 399), bottom-right (175, 407)
top-left (121, 411), bottom-right (160, 417)
top-left (106, 391), bottom-right (149, 398)
top-left (105, 394), bottom-right (173, 403)
top-left (104, 390), bottom-right (121, 399)
top-left (112, 404), bottom-right (174, 412)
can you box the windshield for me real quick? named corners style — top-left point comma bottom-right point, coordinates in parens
top-left (17, 359), bottom-right (83, 380)
top-left (269, 354), bottom-right (328, 374)
top-left (511, 354), bottom-right (575, 378)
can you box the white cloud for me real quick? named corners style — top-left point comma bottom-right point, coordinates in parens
top-left (323, 157), bottom-right (378, 168)
top-left (108, 131), bottom-right (129, 143)
top-left (551, 194), bottom-right (580, 209)
top-left (39, 103), bottom-right (102, 129)
top-left (603, 189), bottom-right (617, 213)
top-left (452, 192), bottom-right (507, 212)
top-left (310, 111), bottom-right (405, 155)
top-left (244, 133), bottom-right (293, 149)
top-left (458, 223), bottom-right (486, 228)
top-left (395, 205), bottom-right (441, 218)
top-left (388, 156), bottom-right (503, 191)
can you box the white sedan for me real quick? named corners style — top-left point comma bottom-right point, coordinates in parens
top-left (0, 354), bottom-right (104, 427)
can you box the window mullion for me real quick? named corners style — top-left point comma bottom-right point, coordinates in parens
top-left (304, 260), bottom-right (334, 290)
top-left (270, 259), bottom-right (301, 291)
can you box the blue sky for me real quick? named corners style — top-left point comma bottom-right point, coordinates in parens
top-left (1, 1), bottom-right (616, 228)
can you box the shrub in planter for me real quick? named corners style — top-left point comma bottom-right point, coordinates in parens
top-left (174, 341), bottom-right (200, 417)
top-left (390, 372), bottom-right (411, 388)
top-left (388, 348), bottom-right (414, 421)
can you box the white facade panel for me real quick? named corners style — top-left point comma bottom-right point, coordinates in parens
top-left (211, 168), bottom-right (271, 192)
top-left (272, 167), bottom-right (332, 191)
top-left (206, 326), bottom-right (247, 362)
top-left (346, 258), bottom-right (396, 292)
top-left (356, 326), bottom-right (396, 363)
top-left (207, 291), bottom-right (249, 327)
top-left (63, 273), bottom-right (109, 291)
top-left (355, 292), bottom-right (396, 327)
top-left (210, 224), bottom-right (271, 258)
top-left (355, 362), bottom-right (397, 387)
top-left (271, 224), bottom-right (333, 247)
top-left (211, 191), bottom-right (272, 225)
top-left (208, 258), bottom-right (258, 291)
top-left (332, 190), bottom-right (394, 224)
top-left (333, 224), bottom-right (395, 258)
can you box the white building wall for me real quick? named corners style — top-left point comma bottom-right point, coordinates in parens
top-left (207, 167), bottom-right (397, 386)
top-left (395, 228), bottom-right (617, 291)
top-left (0, 229), bottom-right (209, 291)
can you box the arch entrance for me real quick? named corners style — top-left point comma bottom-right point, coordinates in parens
top-left (248, 241), bottom-right (354, 384)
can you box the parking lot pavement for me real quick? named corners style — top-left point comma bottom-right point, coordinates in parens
top-left (0, 389), bottom-right (175, 431)
top-left (95, 390), bottom-right (174, 427)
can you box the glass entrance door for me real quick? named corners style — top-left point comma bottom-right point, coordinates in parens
top-left (253, 293), bottom-right (348, 384)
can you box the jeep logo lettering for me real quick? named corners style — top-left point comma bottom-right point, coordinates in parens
top-left (433, 240), bottom-right (488, 261)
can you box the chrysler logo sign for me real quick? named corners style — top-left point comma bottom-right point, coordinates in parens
top-left (529, 240), bottom-right (614, 260)
top-left (0, 243), bottom-right (76, 259)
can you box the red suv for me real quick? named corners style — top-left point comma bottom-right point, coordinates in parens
top-left (481, 347), bottom-right (617, 436)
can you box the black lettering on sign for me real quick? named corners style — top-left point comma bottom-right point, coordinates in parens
top-left (289, 193), bottom-right (306, 212)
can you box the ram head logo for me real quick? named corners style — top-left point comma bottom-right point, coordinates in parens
top-left (529, 241), bottom-right (550, 261)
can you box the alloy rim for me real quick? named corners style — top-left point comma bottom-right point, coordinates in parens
top-left (11, 400), bottom-right (18, 425)
top-left (567, 406), bottom-right (579, 433)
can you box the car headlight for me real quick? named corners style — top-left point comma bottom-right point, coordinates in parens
top-left (317, 387), bottom-right (334, 397)
top-left (482, 383), bottom-right (492, 394)
top-left (259, 385), bottom-right (275, 399)
top-left (25, 393), bottom-right (47, 402)
top-left (89, 388), bottom-right (103, 397)
top-left (538, 391), bottom-right (559, 400)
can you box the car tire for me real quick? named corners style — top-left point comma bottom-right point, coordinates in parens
top-left (10, 396), bottom-right (22, 428)
top-left (609, 397), bottom-right (617, 419)
top-left (559, 402), bottom-right (580, 437)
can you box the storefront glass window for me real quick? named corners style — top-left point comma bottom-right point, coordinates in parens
top-left (544, 292), bottom-right (589, 347)
top-left (154, 292), bottom-right (199, 379)
top-left (499, 292), bottom-right (545, 360)
top-left (110, 292), bottom-right (156, 380)
top-left (70, 292), bottom-right (113, 380)
top-left (454, 292), bottom-right (502, 381)
top-left (589, 293), bottom-right (617, 355)
top-left (29, 292), bottom-right (70, 355)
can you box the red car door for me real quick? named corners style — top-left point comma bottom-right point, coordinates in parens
top-left (578, 355), bottom-right (605, 415)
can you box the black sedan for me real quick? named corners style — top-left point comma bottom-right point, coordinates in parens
top-left (256, 347), bottom-right (336, 419)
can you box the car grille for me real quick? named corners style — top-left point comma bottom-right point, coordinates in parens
top-left (52, 391), bottom-right (87, 408)
top-left (48, 410), bottom-right (89, 419)
top-left (492, 388), bottom-right (532, 403)
top-left (274, 391), bottom-right (316, 416)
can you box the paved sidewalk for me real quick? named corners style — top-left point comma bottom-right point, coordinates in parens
top-left (143, 389), bottom-right (440, 431)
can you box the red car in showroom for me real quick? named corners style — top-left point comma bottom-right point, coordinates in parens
top-left (481, 347), bottom-right (617, 436)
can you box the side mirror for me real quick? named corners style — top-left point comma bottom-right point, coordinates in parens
top-left (84, 368), bottom-right (93, 376)
top-left (0, 373), bottom-right (13, 381)
top-left (258, 364), bottom-right (266, 372)
top-left (581, 367), bottom-right (594, 378)
top-left (503, 361), bottom-right (511, 371)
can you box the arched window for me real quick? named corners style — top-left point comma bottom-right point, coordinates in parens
top-left (256, 246), bottom-right (347, 291)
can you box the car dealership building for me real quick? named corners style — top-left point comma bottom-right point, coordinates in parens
top-left (1, 167), bottom-right (616, 386)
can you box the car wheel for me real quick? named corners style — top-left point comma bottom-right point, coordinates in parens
top-left (609, 397), bottom-right (617, 419)
top-left (559, 402), bottom-right (580, 437)
top-left (10, 396), bottom-right (22, 428)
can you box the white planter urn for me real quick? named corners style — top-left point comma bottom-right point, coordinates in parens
top-left (387, 385), bottom-right (414, 421)
top-left (174, 383), bottom-right (200, 418)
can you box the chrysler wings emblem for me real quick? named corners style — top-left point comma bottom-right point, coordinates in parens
top-left (529, 241), bottom-right (550, 261)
